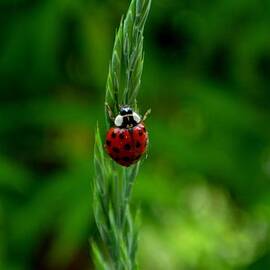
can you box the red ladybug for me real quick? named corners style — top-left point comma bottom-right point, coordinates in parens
top-left (105, 106), bottom-right (149, 167)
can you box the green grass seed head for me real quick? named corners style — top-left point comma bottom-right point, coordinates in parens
top-left (92, 0), bottom-right (151, 269)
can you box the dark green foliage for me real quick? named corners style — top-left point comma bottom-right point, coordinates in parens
top-left (1, 0), bottom-right (270, 270)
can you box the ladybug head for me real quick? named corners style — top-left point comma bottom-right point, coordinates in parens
top-left (114, 106), bottom-right (141, 128)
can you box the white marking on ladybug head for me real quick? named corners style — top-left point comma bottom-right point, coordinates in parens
top-left (133, 112), bottom-right (141, 123)
top-left (114, 115), bottom-right (123, 127)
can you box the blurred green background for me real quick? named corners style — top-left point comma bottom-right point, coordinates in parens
top-left (1, 0), bottom-right (270, 269)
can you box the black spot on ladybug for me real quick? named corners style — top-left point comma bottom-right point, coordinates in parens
top-left (136, 141), bottom-right (141, 148)
top-left (124, 144), bottom-right (131, 150)
top-left (143, 127), bottom-right (146, 132)
top-left (115, 157), bottom-right (120, 161)
top-left (135, 155), bottom-right (141, 160)
top-left (123, 157), bottom-right (130, 162)
top-left (138, 130), bottom-right (143, 136)
top-left (111, 132), bottom-right (117, 138)
top-left (106, 140), bottom-right (111, 146)
top-left (113, 147), bottom-right (120, 153)
top-left (119, 133), bottom-right (125, 140)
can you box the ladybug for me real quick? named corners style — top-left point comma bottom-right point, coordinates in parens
top-left (105, 105), bottom-right (150, 167)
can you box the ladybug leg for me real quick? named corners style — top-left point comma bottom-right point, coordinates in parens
top-left (142, 108), bottom-right (151, 122)
top-left (105, 102), bottom-right (115, 121)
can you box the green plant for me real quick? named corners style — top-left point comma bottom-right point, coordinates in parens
top-left (91, 0), bottom-right (151, 269)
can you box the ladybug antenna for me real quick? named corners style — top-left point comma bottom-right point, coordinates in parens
top-left (142, 108), bottom-right (151, 122)
top-left (105, 103), bottom-right (115, 121)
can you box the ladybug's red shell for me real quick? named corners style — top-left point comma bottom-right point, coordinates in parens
top-left (105, 123), bottom-right (148, 167)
